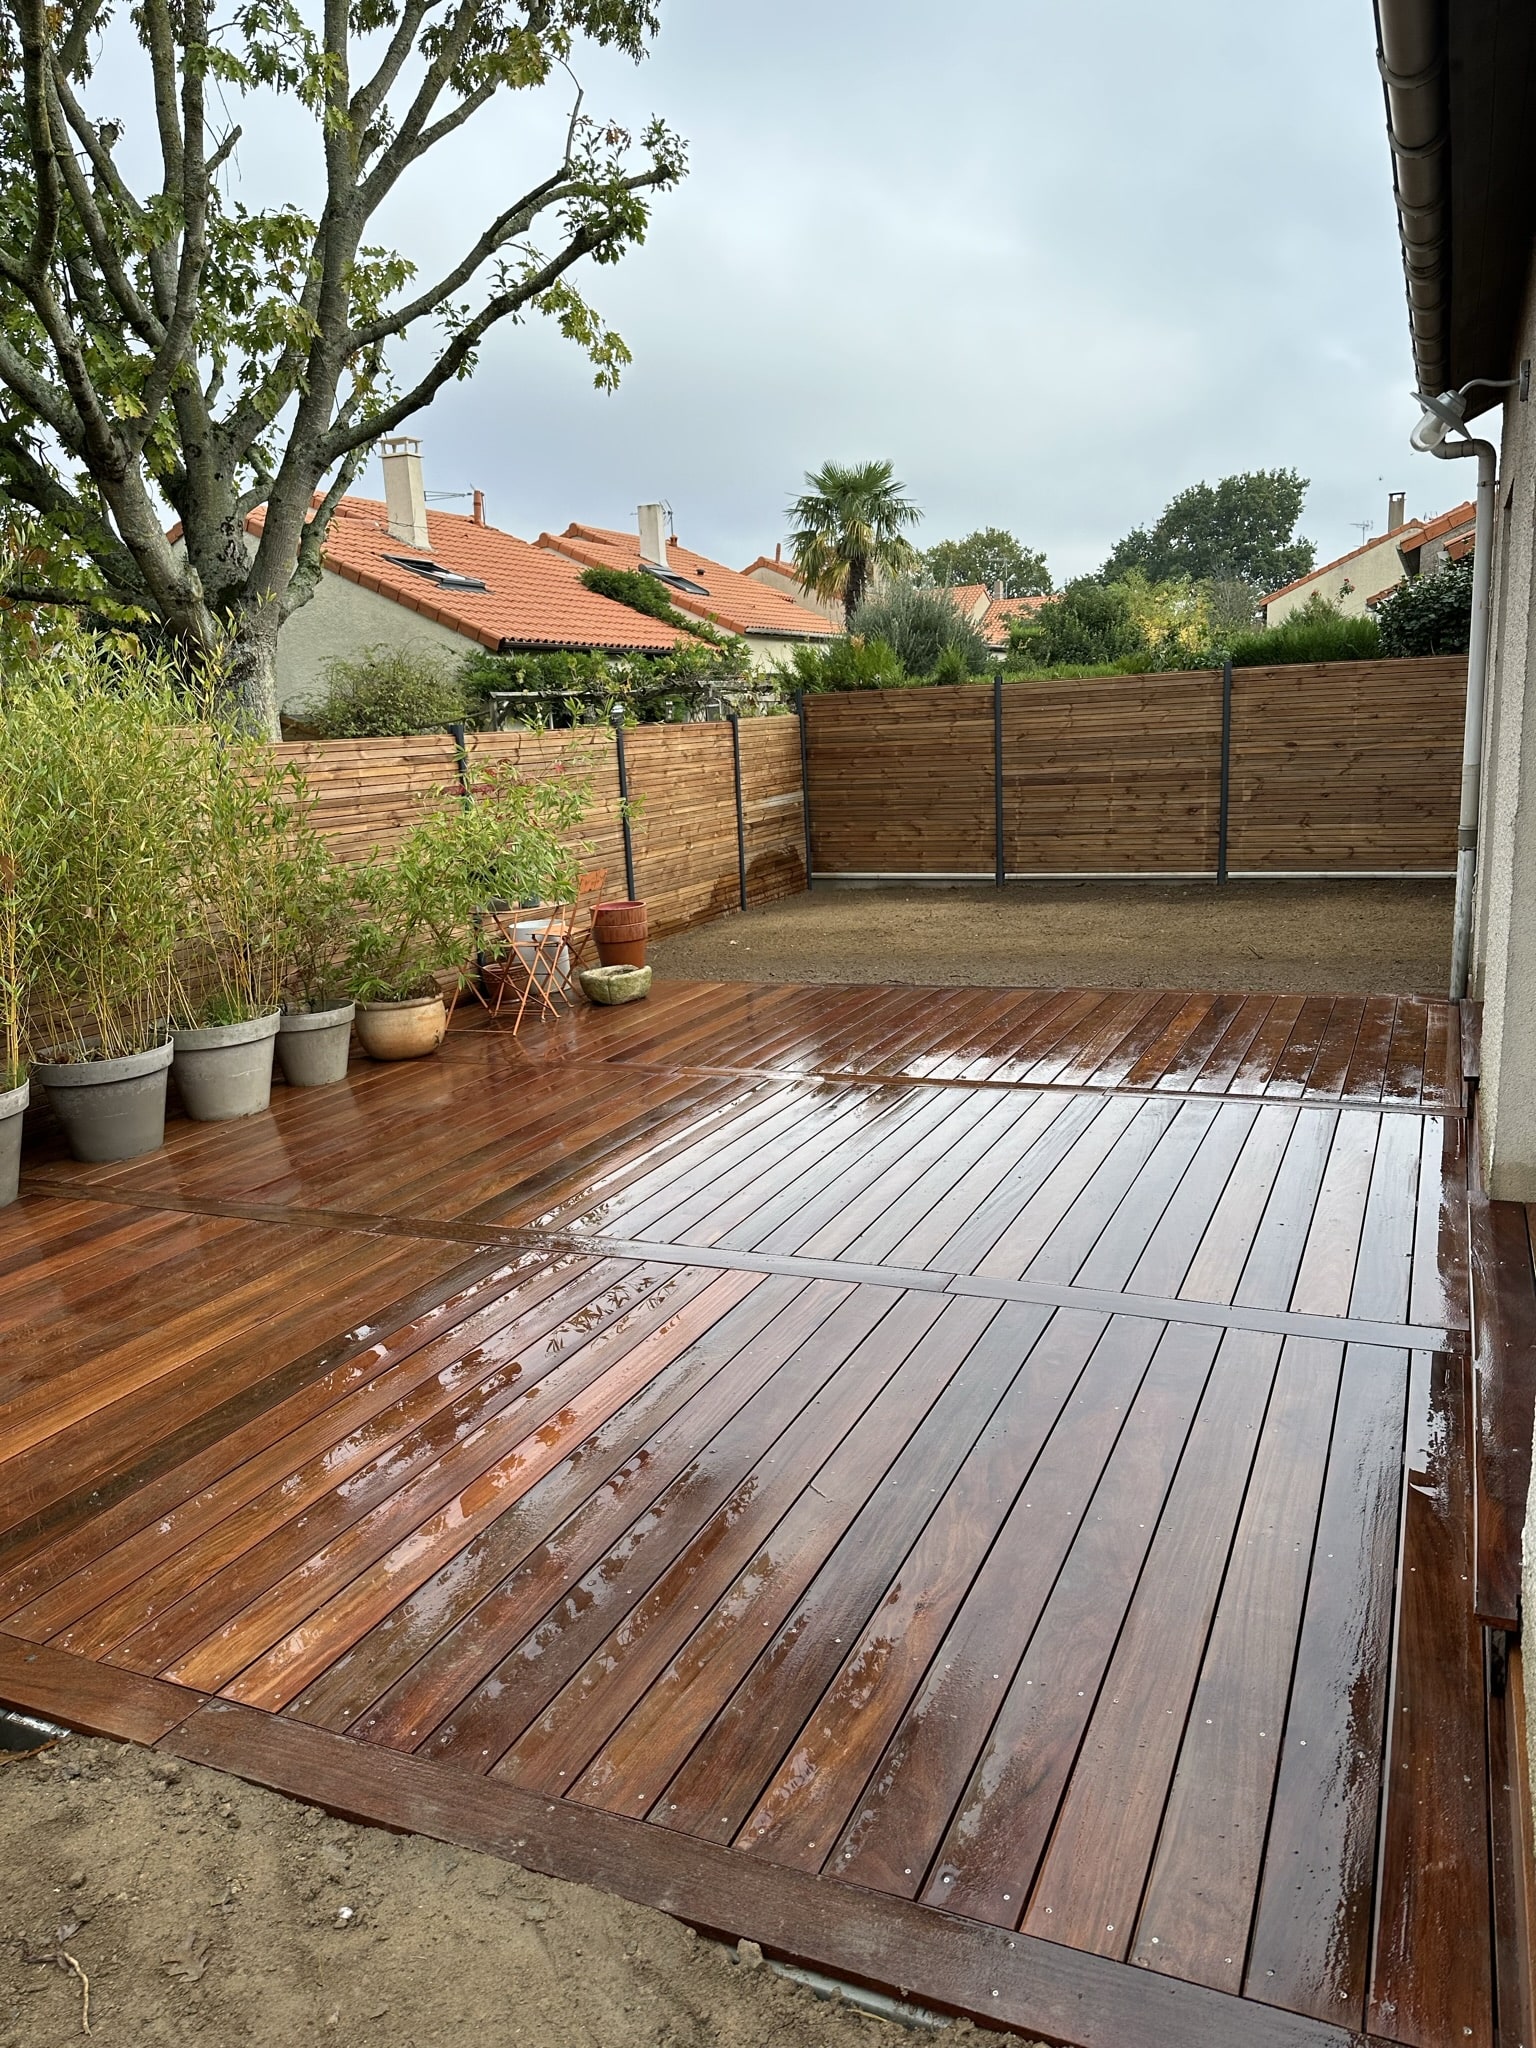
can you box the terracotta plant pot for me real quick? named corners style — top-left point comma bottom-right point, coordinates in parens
top-left (277, 1003), bottom-right (356, 1088)
top-left (593, 900), bottom-right (648, 969)
top-left (172, 1011), bottom-right (281, 1121)
top-left (355, 995), bottom-right (447, 1061)
top-left (0, 1077), bottom-right (27, 1207)
top-left (33, 1039), bottom-right (173, 1163)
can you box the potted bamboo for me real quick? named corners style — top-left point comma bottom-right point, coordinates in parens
top-left (0, 736), bottom-right (37, 1205)
top-left (274, 817), bottom-right (359, 1088)
top-left (171, 737), bottom-right (294, 1120)
top-left (346, 763), bottom-right (587, 1059)
top-left (13, 650), bottom-right (203, 1163)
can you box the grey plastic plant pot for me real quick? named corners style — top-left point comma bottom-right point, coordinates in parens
top-left (276, 1003), bottom-right (356, 1088)
top-left (0, 1077), bottom-right (27, 1206)
top-left (33, 1040), bottom-right (173, 1163)
top-left (172, 1011), bottom-right (281, 1121)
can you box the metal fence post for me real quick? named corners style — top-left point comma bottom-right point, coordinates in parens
top-left (611, 706), bottom-right (638, 901)
top-left (993, 676), bottom-right (1006, 888)
top-left (1216, 658), bottom-right (1233, 884)
top-left (448, 722), bottom-right (472, 809)
top-left (728, 712), bottom-right (748, 911)
top-left (796, 689), bottom-right (813, 891)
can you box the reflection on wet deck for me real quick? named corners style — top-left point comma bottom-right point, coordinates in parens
top-left (2, 979), bottom-right (1523, 2048)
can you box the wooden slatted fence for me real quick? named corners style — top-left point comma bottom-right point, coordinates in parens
top-left (270, 717), bottom-right (806, 939)
top-left (803, 656), bottom-right (1466, 878)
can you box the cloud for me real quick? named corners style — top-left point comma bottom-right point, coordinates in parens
top-left (168, 0), bottom-right (1440, 579)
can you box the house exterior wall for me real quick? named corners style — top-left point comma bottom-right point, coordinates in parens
top-left (740, 631), bottom-right (816, 675)
top-left (745, 561), bottom-right (844, 625)
top-left (274, 570), bottom-right (481, 714)
top-left (1472, 252), bottom-right (1536, 1199)
top-left (1265, 534), bottom-right (1408, 623)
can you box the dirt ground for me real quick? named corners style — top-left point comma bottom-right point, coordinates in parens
top-left (650, 880), bottom-right (1454, 997)
top-left (0, 1734), bottom-right (1037, 2048)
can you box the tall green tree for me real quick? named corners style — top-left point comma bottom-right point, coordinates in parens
top-left (787, 459), bottom-right (921, 626)
top-left (1006, 577), bottom-right (1142, 670)
top-left (923, 527), bottom-right (1051, 596)
top-left (1102, 471), bottom-right (1314, 591)
top-left (0, 0), bottom-right (686, 734)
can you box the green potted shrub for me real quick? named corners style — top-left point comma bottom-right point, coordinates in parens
top-left (346, 763), bottom-right (587, 1059)
top-left (273, 806), bottom-right (360, 1088)
top-left (12, 647), bottom-right (204, 1163)
top-left (170, 736), bottom-right (296, 1120)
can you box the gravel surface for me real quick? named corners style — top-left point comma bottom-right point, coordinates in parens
top-left (1, 1734), bottom-right (1037, 2047)
top-left (651, 880), bottom-right (1453, 997)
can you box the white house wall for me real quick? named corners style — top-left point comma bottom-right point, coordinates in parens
top-left (275, 570), bottom-right (480, 713)
top-left (1472, 250), bottom-right (1536, 1204)
top-left (1266, 534), bottom-right (1407, 622)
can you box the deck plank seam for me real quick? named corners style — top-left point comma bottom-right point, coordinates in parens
top-left (9, 1185), bottom-right (1461, 1352)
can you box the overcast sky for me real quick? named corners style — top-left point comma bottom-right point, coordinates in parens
top-left (241, 0), bottom-right (1431, 581)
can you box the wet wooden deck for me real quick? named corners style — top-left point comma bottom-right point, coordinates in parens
top-left (1, 980), bottom-right (1529, 2048)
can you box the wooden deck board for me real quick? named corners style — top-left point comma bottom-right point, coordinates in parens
top-left (1, 978), bottom-right (1508, 2048)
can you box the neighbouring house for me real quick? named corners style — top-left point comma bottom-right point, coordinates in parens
top-left (741, 547), bottom-right (844, 626)
top-left (1375, 0), bottom-right (1536, 1204)
top-left (740, 552), bottom-right (1047, 653)
top-left (249, 442), bottom-right (700, 714)
top-left (978, 592), bottom-right (1048, 649)
top-left (1260, 491), bottom-right (1476, 624)
top-left (539, 511), bottom-right (838, 671)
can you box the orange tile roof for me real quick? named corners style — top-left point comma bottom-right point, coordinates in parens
top-left (980, 593), bottom-right (1046, 647)
top-left (246, 497), bottom-right (695, 653)
top-left (1409, 499), bottom-right (1477, 548)
top-left (943, 582), bottom-right (991, 611)
top-left (1261, 527), bottom-right (1426, 609)
top-left (539, 524), bottom-right (837, 640)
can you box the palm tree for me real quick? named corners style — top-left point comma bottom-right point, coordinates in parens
top-left (786, 460), bottom-right (921, 627)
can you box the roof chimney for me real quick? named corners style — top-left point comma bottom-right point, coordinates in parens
top-left (472, 489), bottom-right (486, 526)
top-left (1387, 489), bottom-right (1406, 534)
top-left (637, 502), bottom-right (669, 571)
top-left (381, 436), bottom-right (430, 550)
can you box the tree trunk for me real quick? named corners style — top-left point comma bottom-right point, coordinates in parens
top-left (223, 607), bottom-right (283, 739)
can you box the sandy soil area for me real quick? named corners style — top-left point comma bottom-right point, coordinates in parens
top-left (0, 1734), bottom-right (1036, 2048)
top-left (651, 880), bottom-right (1453, 997)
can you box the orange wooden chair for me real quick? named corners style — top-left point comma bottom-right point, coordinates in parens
top-left (475, 869), bottom-right (607, 1033)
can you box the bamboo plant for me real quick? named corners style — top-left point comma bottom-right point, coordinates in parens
top-left (7, 644), bottom-right (206, 1063)
top-left (345, 764), bottom-right (588, 1003)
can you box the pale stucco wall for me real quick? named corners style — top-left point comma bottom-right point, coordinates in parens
top-left (1471, 252), bottom-right (1536, 1786)
top-left (275, 571), bottom-right (480, 714)
top-left (1265, 533), bottom-right (1408, 623)
top-left (1472, 251), bottom-right (1536, 1202)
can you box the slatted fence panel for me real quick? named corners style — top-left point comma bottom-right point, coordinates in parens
top-left (805, 685), bottom-right (995, 874)
top-left (1227, 659), bottom-right (1463, 871)
top-left (1004, 671), bottom-right (1222, 873)
top-left (271, 719), bottom-right (807, 941)
top-left (803, 657), bottom-right (1465, 877)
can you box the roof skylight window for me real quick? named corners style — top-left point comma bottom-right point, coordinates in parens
top-left (642, 564), bottom-right (710, 596)
top-left (383, 553), bottom-right (489, 594)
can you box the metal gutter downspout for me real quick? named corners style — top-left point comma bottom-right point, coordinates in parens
top-left (1423, 432), bottom-right (1498, 1000)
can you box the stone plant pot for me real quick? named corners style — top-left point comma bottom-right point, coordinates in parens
top-left (276, 1003), bottom-right (356, 1088)
top-left (33, 1040), bottom-right (174, 1163)
top-left (0, 1077), bottom-right (28, 1207)
top-left (355, 995), bottom-right (447, 1062)
top-left (172, 1011), bottom-right (282, 1122)
top-left (579, 965), bottom-right (652, 1007)
top-left (593, 900), bottom-right (648, 969)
